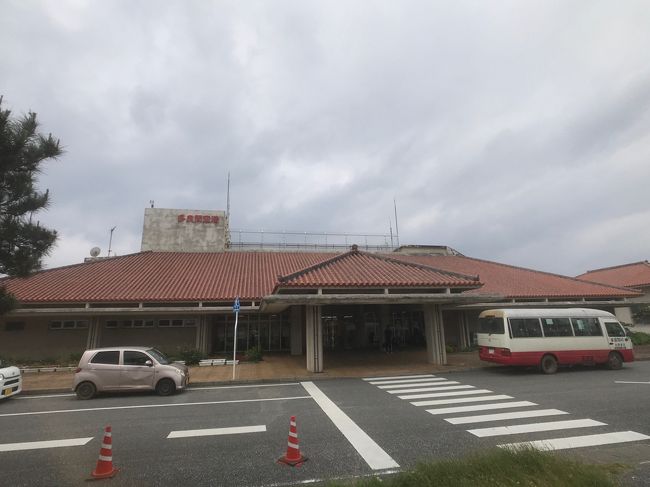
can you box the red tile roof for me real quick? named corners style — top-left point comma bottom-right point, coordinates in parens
top-left (387, 254), bottom-right (640, 299)
top-left (1, 252), bottom-right (334, 303)
top-left (275, 250), bottom-right (481, 290)
top-left (576, 261), bottom-right (650, 289)
top-left (1, 250), bottom-right (639, 304)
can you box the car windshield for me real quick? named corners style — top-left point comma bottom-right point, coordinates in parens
top-left (147, 348), bottom-right (170, 365)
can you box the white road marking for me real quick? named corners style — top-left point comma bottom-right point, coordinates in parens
top-left (189, 383), bottom-right (300, 391)
top-left (16, 394), bottom-right (76, 400)
top-left (412, 394), bottom-right (513, 407)
top-left (387, 384), bottom-right (471, 394)
top-left (363, 374), bottom-right (434, 381)
top-left (369, 377), bottom-right (446, 385)
top-left (167, 425), bottom-right (266, 439)
top-left (0, 396), bottom-right (311, 418)
top-left (445, 409), bottom-right (569, 425)
top-left (378, 380), bottom-right (450, 389)
top-left (399, 389), bottom-right (493, 400)
top-left (498, 431), bottom-right (650, 451)
top-left (301, 381), bottom-right (399, 470)
top-left (427, 401), bottom-right (537, 416)
top-left (0, 437), bottom-right (94, 452)
top-left (615, 381), bottom-right (650, 385)
top-left (469, 419), bottom-right (606, 438)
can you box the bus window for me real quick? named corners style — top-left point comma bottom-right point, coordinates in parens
top-left (509, 318), bottom-right (543, 338)
top-left (478, 316), bottom-right (504, 334)
top-left (541, 318), bottom-right (573, 337)
top-left (571, 318), bottom-right (602, 337)
top-left (604, 322), bottom-right (625, 337)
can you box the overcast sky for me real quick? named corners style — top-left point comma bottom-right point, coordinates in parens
top-left (2, 0), bottom-right (649, 276)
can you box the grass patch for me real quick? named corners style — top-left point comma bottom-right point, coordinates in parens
top-left (324, 448), bottom-right (623, 487)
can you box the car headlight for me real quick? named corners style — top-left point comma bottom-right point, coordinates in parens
top-left (0, 373), bottom-right (4, 381)
top-left (175, 368), bottom-right (184, 376)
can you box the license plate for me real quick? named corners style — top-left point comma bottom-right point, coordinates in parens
top-left (488, 348), bottom-right (495, 354)
top-left (3, 388), bottom-right (11, 396)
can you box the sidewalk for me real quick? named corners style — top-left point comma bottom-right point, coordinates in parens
top-left (19, 349), bottom-right (485, 394)
top-left (19, 346), bottom-right (650, 395)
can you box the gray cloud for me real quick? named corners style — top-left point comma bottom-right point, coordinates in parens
top-left (1, 0), bottom-right (649, 276)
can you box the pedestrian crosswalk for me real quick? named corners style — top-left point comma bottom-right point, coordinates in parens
top-left (363, 374), bottom-right (650, 451)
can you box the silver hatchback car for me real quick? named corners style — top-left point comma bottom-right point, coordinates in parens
top-left (73, 347), bottom-right (189, 399)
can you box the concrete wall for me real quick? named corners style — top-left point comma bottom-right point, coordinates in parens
top-left (140, 208), bottom-right (227, 252)
top-left (100, 326), bottom-right (196, 354)
top-left (0, 317), bottom-right (88, 362)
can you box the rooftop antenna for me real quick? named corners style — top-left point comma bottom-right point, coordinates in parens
top-left (393, 198), bottom-right (400, 247)
top-left (107, 226), bottom-right (116, 257)
top-left (389, 218), bottom-right (394, 248)
top-left (149, 200), bottom-right (154, 208)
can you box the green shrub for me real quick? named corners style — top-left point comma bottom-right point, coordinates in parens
top-left (631, 332), bottom-right (650, 346)
top-left (445, 344), bottom-right (456, 354)
top-left (67, 352), bottom-right (83, 365)
top-left (246, 346), bottom-right (263, 363)
top-left (175, 348), bottom-right (205, 365)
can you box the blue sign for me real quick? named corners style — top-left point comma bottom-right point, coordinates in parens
top-left (233, 297), bottom-right (240, 312)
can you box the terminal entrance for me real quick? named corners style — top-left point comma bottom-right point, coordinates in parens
top-left (320, 305), bottom-right (426, 353)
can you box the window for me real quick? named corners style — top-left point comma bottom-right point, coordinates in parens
top-left (90, 351), bottom-right (120, 365)
top-left (509, 318), bottom-right (543, 338)
top-left (478, 317), bottom-right (504, 334)
top-left (123, 351), bottom-right (150, 366)
top-left (571, 318), bottom-right (602, 336)
top-left (158, 319), bottom-right (170, 327)
top-left (604, 322), bottom-right (625, 337)
top-left (171, 319), bottom-right (184, 327)
top-left (5, 321), bottom-right (25, 332)
top-left (541, 318), bottom-right (573, 337)
top-left (50, 320), bottom-right (88, 330)
top-left (105, 320), bottom-right (118, 328)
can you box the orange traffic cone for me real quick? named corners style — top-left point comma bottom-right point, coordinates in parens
top-left (277, 416), bottom-right (307, 467)
top-left (90, 425), bottom-right (118, 479)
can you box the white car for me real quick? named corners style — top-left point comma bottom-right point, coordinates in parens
top-left (0, 361), bottom-right (22, 399)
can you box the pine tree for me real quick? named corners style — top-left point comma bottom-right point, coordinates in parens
top-left (0, 96), bottom-right (63, 313)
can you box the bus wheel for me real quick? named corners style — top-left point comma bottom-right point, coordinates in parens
top-left (540, 354), bottom-right (558, 374)
top-left (607, 352), bottom-right (623, 370)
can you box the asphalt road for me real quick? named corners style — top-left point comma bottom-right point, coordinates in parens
top-left (1, 362), bottom-right (650, 486)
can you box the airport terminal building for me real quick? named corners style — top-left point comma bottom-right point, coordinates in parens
top-left (0, 208), bottom-right (640, 371)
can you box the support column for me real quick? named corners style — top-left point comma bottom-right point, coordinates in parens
top-left (195, 316), bottom-right (210, 355)
top-left (458, 312), bottom-right (470, 350)
top-left (290, 307), bottom-right (304, 356)
top-left (86, 316), bottom-right (102, 349)
top-left (305, 305), bottom-right (323, 372)
top-left (423, 304), bottom-right (446, 365)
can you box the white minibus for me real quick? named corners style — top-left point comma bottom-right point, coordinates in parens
top-left (477, 308), bottom-right (633, 373)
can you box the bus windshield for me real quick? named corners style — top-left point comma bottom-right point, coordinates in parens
top-left (478, 316), bottom-right (504, 334)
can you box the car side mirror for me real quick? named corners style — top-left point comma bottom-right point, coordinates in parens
top-left (145, 360), bottom-right (153, 367)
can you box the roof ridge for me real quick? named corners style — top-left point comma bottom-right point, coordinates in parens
top-left (372, 252), bottom-right (480, 282)
top-left (581, 260), bottom-right (650, 275)
top-left (276, 249), bottom-right (357, 284)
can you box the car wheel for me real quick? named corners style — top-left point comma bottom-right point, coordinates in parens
top-left (607, 351), bottom-right (623, 370)
top-left (76, 381), bottom-right (96, 400)
top-left (540, 354), bottom-right (558, 374)
top-left (156, 378), bottom-right (176, 396)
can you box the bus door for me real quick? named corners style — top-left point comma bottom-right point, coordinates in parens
top-left (602, 320), bottom-right (630, 351)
